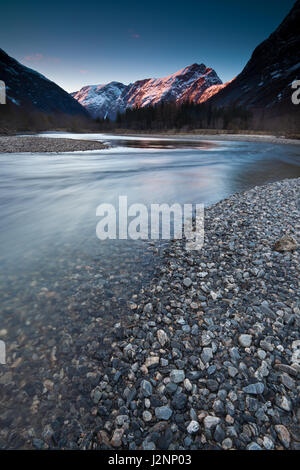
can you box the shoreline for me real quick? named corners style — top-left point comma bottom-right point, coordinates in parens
top-left (1, 132), bottom-right (300, 154)
top-left (90, 177), bottom-right (299, 450)
top-left (110, 131), bottom-right (300, 146)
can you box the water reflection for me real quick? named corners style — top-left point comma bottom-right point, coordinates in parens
top-left (115, 139), bottom-right (214, 150)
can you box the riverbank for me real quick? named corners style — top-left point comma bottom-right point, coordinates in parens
top-left (111, 131), bottom-right (300, 146)
top-left (1, 132), bottom-right (300, 153)
top-left (0, 136), bottom-right (107, 153)
top-left (91, 178), bottom-right (299, 450)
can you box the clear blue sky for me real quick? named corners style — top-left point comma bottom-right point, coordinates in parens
top-left (0, 0), bottom-right (296, 92)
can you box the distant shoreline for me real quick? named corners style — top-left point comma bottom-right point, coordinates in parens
top-left (1, 132), bottom-right (300, 154)
top-left (110, 131), bottom-right (300, 146)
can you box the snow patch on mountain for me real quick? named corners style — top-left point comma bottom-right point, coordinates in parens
top-left (71, 82), bottom-right (126, 119)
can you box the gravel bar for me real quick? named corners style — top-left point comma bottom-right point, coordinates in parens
top-left (0, 136), bottom-right (107, 153)
top-left (92, 178), bottom-right (299, 451)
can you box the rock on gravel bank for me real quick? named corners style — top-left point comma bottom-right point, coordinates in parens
top-left (90, 178), bottom-right (299, 451)
top-left (0, 136), bottom-right (107, 153)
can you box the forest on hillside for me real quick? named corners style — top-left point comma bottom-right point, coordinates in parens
top-left (96, 102), bottom-right (253, 132)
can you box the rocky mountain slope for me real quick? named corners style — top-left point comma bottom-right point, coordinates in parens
top-left (71, 81), bottom-right (126, 120)
top-left (0, 48), bottom-right (88, 117)
top-left (208, 0), bottom-right (300, 115)
top-left (72, 63), bottom-right (222, 119)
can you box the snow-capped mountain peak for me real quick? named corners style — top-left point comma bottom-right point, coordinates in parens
top-left (71, 63), bottom-right (223, 119)
top-left (71, 81), bottom-right (126, 120)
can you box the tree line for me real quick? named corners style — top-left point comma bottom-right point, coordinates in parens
top-left (96, 101), bottom-right (253, 131)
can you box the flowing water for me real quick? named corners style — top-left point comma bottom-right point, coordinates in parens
top-left (0, 133), bottom-right (299, 448)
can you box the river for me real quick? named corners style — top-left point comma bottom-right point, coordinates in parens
top-left (0, 133), bottom-right (299, 448)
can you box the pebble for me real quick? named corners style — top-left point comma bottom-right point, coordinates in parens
top-left (222, 438), bottom-right (232, 450)
top-left (204, 416), bottom-right (221, 430)
top-left (143, 411), bottom-right (152, 422)
top-left (141, 380), bottom-right (153, 397)
top-left (275, 425), bottom-right (291, 449)
top-left (228, 366), bottom-right (239, 378)
top-left (170, 369), bottom-right (185, 384)
top-left (110, 428), bottom-right (124, 447)
top-left (183, 278), bottom-right (192, 288)
top-left (157, 329), bottom-right (168, 346)
top-left (247, 442), bottom-right (262, 450)
top-left (239, 334), bottom-right (253, 348)
top-left (187, 421), bottom-right (200, 434)
top-left (243, 383), bottom-right (264, 395)
top-left (145, 356), bottom-right (160, 368)
top-left (155, 406), bottom-right (173, 421)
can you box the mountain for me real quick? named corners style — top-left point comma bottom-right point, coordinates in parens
top-left (0, 48), bottom-right (88, 117)
top-left (71, 82), bottom-right (127, 120)
top-left (208, 1), bottom-right (300, 119)
top-left (119, 64), bottom-right (222, 108)
top-left (72, 2), bottom-right (299, 131)
top-left (72, 63), bottom-right (222, 119)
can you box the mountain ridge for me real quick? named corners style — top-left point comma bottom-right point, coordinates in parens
top-left (72, 63), bottom-right (223, 119)
top-left (207, 0), bottom-right (300, 117)
top-left (0, 48), bottom-right (88, 117)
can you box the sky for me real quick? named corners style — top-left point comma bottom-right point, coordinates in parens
top-left (0, 0), bottom-right (296, 92)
